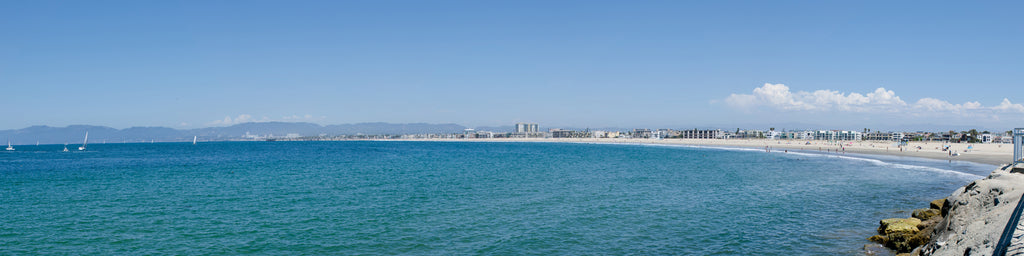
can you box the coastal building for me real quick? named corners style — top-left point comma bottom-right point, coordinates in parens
top-left (811, 130), bottom-right (862, 141)
top-left (981, 133), bottom-right (993, 143)
top-left (999, 135), bottom-right (1014, 144)
top-left (863, 132), bottom-right (893, 141)
top-left (796, 131), bottom-right (814, 140)
top-left (514, 123), bottom-right (539, 133)
top-left (512, 123), bottom-right (542, 138)
top-left (550, 129), bottom-right (574, 138)
top-left (734, 130), bottom-right (762, 139)
top-left (658, 129), bottom-right (680, 138)
top-left (632, 129), bottom-right (653, 139)
top-left (891, 132), bottom-right (906, 142)
top-left (679, 129), bottom-right (724, 139)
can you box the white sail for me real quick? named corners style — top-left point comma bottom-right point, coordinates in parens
top-left (193, 136), bottom-right (197, 145)
top-left (78, 132), bottom-right (88, 151)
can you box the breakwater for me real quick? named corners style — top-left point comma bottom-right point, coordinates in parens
top-left (869, 165), bottom-right (1024, 255)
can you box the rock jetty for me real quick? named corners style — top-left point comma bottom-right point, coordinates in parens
top-left (868, 166), bottom-right (1024, 255)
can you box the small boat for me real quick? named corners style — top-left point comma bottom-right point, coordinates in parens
top-left (78, 132), bottom-right (88, 151)
top-left (5, 141), bottom-right (13, 151)
top-left (193, 136), bottom-right (197, 145)
top-left (63, 144), bottom-right (69, 152)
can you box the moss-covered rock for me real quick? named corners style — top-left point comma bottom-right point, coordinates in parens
top-left (868, 235), bottom-right (887, 243)
top-left (911, 208), bottom-right (941, 220)
top-left (871, 217), bottom-right (931, 253)
top-left (930, 198), bottom-right (946, 210)
top-left (879, 218), bottom-right (905, 234)
top-left (881, 218), bottom-right (922, 235)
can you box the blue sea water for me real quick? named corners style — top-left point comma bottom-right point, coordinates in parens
top-left (0, 141), bottom-right (995, 255)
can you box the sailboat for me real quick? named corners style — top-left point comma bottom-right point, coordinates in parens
top-left (193, 136), bottom-right (197, 145)
top-left (78, 132), bottom-right (88, 151)
top-left (63, 144), bottom-right (69, 152)
top-left (5, 141), bottom-right (13, 151)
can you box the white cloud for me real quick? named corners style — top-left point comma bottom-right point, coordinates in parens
top-left (209, 114), bottom-right (325, 126)
top-left (725, 83), bottom-right (906, 112)
top-left (208, 114), bottom-right (254, 126)
top-left (282, 114), bottom-right (324, 121)
top-left (724, 83), bottom-right (1022, 118)
top-left (992, 98), bottom-right (1024, 112)
top-left (911, 98), bottom-right (983, 113)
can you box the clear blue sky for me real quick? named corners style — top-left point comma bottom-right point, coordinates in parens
top-left (3, 1), bottom-right (1022, 131)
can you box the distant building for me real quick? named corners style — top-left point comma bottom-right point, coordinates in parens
top-left (550, 129), bottom-right (574, 138)
top-left (512, 123), bottom-right (541, 138)
top-left (679, 129), bottom-right (724, 139)
top-left (657, 129), bottom-right (680, 138)
top-left (863, 132), bottom-right (893, 141)
top-left (475, 131), bottom-right (494, 139)
top-left (891, 132), bottom-right (906, 142)
top-left (811, 130), bottom-right (862, 141)
top-left (632, 129), bottom-right (653, 139)
top-left (981, 133), bottom-right (993, 143)
top-left (515, 123), bottom-right (539, 133)
top-left (998, 135), bottom-right (1014, 144)
top-left (734, 130), bottom-right (762, 139)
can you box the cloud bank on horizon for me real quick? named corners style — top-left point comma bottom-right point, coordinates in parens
top-left (208, 114), bottom-right (326, 126)
top-left (724, 84), bottom-right (1024, 119)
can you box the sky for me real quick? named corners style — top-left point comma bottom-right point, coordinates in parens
top-left (2, 1), bottom-right (1022, 131)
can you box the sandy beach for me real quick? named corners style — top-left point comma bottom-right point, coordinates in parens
top-left (396, 138), bottom-right (1016, 166)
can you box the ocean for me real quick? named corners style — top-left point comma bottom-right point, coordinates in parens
top-left (0, 141), bottom-right (995, 255)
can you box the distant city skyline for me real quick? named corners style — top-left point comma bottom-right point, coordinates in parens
top-left (3, 1), bottom-right (1022, 130)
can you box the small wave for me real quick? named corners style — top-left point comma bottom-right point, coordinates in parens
top-left (831, 154), bottom-right (983, 179)
top-left (633, 143), bottom-right (984, 179)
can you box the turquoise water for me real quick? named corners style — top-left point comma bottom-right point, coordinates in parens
top-left (0, 141), bottom-right (993, 255)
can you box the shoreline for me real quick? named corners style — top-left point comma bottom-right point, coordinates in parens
top-left (384, 138), bottom-right (1014, 166)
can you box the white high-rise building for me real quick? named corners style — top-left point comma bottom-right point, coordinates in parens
top-left (515, 123), bottom-right (539, 133)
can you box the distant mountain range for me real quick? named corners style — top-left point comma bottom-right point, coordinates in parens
top-left (0, 122), bottom-right (470, 145)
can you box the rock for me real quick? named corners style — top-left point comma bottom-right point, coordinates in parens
top-left (869, 235), bottom-right (888, 243)
top-left (871, 217), bottom-right (929, 253)
top-left (887, 232), bottom-right (916, 252)
top-left (879, 218), bottom-right (901, 234)
top-left (883, 218), bottom-right (921, 235)
top-left (912, 209), bottom-right (941, 220)
top-left (879, 218), bottom-right (920, 234)
top-left (930, 198), bottom-right (946, 210)
top-left (917, 217), bottom-right (941, 230)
